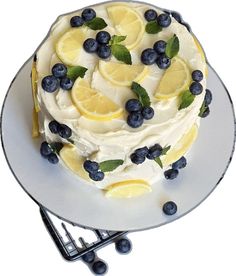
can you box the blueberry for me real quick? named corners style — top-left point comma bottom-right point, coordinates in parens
top-left (204, 89), bottom-right (212, 106)
top-left (153, 40), bottom-right (167, 54)
top-left (141, 48), bottom-right (158, 65)
top-left (130, 153), bottom-right (145, 165)
top-left (171, 11), bottom-right (182, 23)
top-left (40, 141), bottom-right (53, 157)
top-left (70, 16), bottom-right (84, 27)
top-left (41, 75), bottom-right (59, 93)
top-left (92, 261), bottom-right (107, 275)
top-left (192, 70), bottom-right (203, 82)
top-left (172, 156), bottom-right (187, 170)
top-left (162, 201), bottom-right (177, 215)
top-left (83, 160), bottom-right (99, 173)
top-left (81, 8), bottom-right (96, 22)
top-left (147, 144), bottom-right (163, 159)
top-left (59, 77), bottom-right (73, 90)
top-left (96, 31), bottom-right (111, 44)
top-left (134, 146), bottom-right (149, 158)
top-left (97, 44), bottom-right (111, 59)
top-left (144, 9), bottom-right (158, 21)
top-left (58, 124), bottom-right (72, 139)
top-left (125, 99), bottom-right (142, 113)
top-left (82, 251), bottom-right (95, 263)
top-left (200, 106), bottom-right (210, 118)
top-left (157, 13), bottom-right (171, 28)
top-left (181, 22), bottom-right (191, 32)
top-left (47, 153), bottom-right (59, 164)
top-left (83, 38), bottom-right (98, 53)
top-left (156, 54), bottom-right (171, 70)
top-left (127, 112), bottom-right (144, 128)
top-left (164, 169), bottom-right (179, 180)
top-left (190, 82), bottom-right (203, 95)
top-left (142, 106), bottom-right (154, 120)
top-left (89, 171), bottom-right (105, 181)
top-left (52, 63), bottom-right (67, 78)
top-left (48, 120), bottom-right (60, 134)
top-left (115, 238), bottom-right (132, 254)
top-left (51, 142), bottom-right (64, 153)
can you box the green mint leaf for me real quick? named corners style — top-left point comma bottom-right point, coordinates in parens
top-left (198, 101), bottom-right (208, 117)
top-left (145, 21), bottom-right (162, 34)
top-left (165, 34), bottom-right (180, 58)
top-left (131, 82), bottom-right (151, 107)
top-left (67, 66), bottom-right (88, 81)
top-left (154, 157), bottom-right (163, 168)
top-left (99, 159), bottom-right (124, 172)
top-left (66, 138), bottom-right (75, 144)
top-left (161, 145), bottom-right (171, 155)
top-left (179, 90), bottom-right (195, 110)
top-left (110, 35), bottom-right (127, 45)
top-left (111, 44), bottom-right (132, 65)
top-left (85, 17), bottom-right (107, 30)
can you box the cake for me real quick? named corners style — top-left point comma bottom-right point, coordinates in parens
top-left (32, 1), bottom-right (212, 199)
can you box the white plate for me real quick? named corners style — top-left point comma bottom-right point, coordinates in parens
top-left (1, 57), bottom-right (235, 231)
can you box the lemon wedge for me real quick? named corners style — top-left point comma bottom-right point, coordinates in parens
top-left (32, 108), bottom-right (40, 138)
top-left (60, 145), bottom-right (89, 180)
top-left (107, 5), bottom-right (144, 50)
top-left (99, 60), bottom-right (148, 86)
top-left (71, 79), bottom-right (123, 121)
top-left (31, 60), bottom-right (40, 112)
top-left (105, 179), bottom-right (151, 198)
top-left (162, 124), bottom-right (198, 167)
top-left (193, 35), bottom-right (208, 76)
top-left (155, 57), bottom-right (191, 100)
top-left (56, 28), bottom-right (86, 66)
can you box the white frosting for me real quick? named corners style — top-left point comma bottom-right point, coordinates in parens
top-left (36, 2), bottom-right (207, 189)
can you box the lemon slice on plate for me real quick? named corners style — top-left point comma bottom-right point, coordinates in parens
top-left (71, 79), bottom-right (123, 121)
top-left (105, 179), bottom-right (151, 198)
top-left (56, 28), bottom-right (86, 66)
top-left (162, 124), bottom-right (198, 167)
top-left (99, 60), bottom-right (148, 86)
top-left (107, 5), bottom-right (144, 50)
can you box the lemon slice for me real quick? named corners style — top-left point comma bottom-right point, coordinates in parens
top-left (162, 124), bottom-right (198, 167)
top-left (56, 28), bottom-right (86, 66)
top-left (105, 179), bottom-right (151, 198)
top-left (107, 5), bottom-right (144, 50)
top-left (60, 145), bottom-right (89, 180)
top-left (32, 108), bottom-right (40, 138)
top-left (71, 79), bottom-right (123, 121)
top-left (31, 60), bottom-right (40, 112)
top-left (99, 60), bottom-right (148, 86)
top-left (193, 35), bottom-right (208, 76)
top-left (155, 57), bottom-right (191, 100)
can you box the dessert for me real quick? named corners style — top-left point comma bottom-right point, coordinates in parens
top-left (32, 1), bottom-right (212, 199)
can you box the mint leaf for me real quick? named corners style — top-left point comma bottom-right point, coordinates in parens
top-left (162, 145), bottom-right (171, 155)
top-left (99, 159), bottom-right (124, 172)
top-left (110, 35), bottom-right (127, 45)
top-left (179, 90), bottom-right (195, 110)
top-left (154, 157), bottom-right (163, 168)
top-left (165, 34), bottom-right (180, 58)
top-left (145, 21), bottom-right (162, 34)
top-left (131, 82), bottom-right (151, 107)
top-left (111, 44), bottom-right (132, 65)
top-left (67, 66), bottom-right (87, 81)
top-left (199, 101), bottom-right (207, 117)
top-left (85, 17), bottom-right (107, 30)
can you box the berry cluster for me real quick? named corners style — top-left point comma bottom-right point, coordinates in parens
top-left (164, 156), bottom-right (187, 180)
top-left (70, 8), bottom-right (96, 27)
top-left (200, 89), bottom-right (212, 118)
top-left (83, 160), bottom-right (105, 181)
top-left (130, 144), bottom-right (163, 165)
top-left (40, 141), bottom-right (61, 164)
top-left (144, 9), bottom-right (172, 28)
top-left (49, 120), bottom-right (72, 139)
top-left (189, 70), bottom-right (204, 95)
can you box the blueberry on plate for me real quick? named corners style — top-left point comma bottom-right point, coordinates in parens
top-left (82, 251), bottom-right (95, 263)
top-left (153, 40), bottom-right (167, 54)
top-left (190, 82), bottom-right (203, 95)
top-left (127, 112), bottom-right (144, 128)
top-left (52, 63), bottom-right (67, 78)
top-left (200, 106), bottom-right (210, 118)
top-left (89, 171), bottom-right (105, 181)
top-left (47, 153), bottom-right (59, 164)
top-left (142, 106), bottom-right (154, 120)
top-left (81, 8), bottom-right (96, 22)
top-left (49, 120), bottom-right (60, 134)
top-left (192, 70), bottom-right (203, 82)
top-left (58, 124), bottom-right (72, 139)
top-left (144, 9), bottom-right (158, 21)
top-left (97, 44), bottom-right (111, 59)
top-left (164, 168), bottom-right (179, 180)
top-left (125, 99), bottom-right (142, 113)
top-left (171, 11), bottom-right (182, 23)
top-left (130, 153), bottom-right (145, 165)
top-left (172, 156), bottom-right (187, 170)
top-left (163, 201), bottom-right (177, 215)
top-left (70, 16), bottom-right (84, 27)
top-left (147, 144), bottom-right (163, 159)
top-left (41, 75), bottom-right (59, 93)
top-left (115, 238), bottom-right (132, 254)
top-left (92, 260), bottom-right (107, 275)
top-left (134, 146), bottom-right (149, 158)
top-left (40, 141), bottom-right (53, 157)
top-left (157, 13), bottom-right (171, 28)
top-left (96, 31), bottom-right (111, 44)
top-left (83, 38), bottom-right (98, 53)
top-left (156, 54), bottom-right (171, 70)
top-left (60, 77), bottom-right (74, 90)
top-left (141, 48), bottom-right (158, 65)
top-left (204, 89), bottom-right (212, 106)
top-left (83, 160), bottom-right (99, 173)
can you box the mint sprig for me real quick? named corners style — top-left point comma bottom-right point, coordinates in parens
top-left (131, 82), bottom-right (151, 107)
top-left (110, 35), bottom-right (132, 65)
top-left (109, 35), bottom-right (127, 45)
top-left (67, 66), bottom-right (88, 81)
top-left (198, 101), bottom-right (208, 117)
top-left (99, 159), bottom-right (124, 172)
top-left (165, 34), bottom-right (180, 59)
top-left (179, 90), bottom-right (195, 110)
top-left (145, 21), bottom-right (162, 34)
top-left (85, 17), bottom-right (107, 30)
top-left (154, 145), bottom-right (171, 169)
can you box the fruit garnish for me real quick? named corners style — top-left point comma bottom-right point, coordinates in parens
top-left (192, 35), bottom-right (208, 76)
top-left (32, 108), bottom-right (39, 138)
top-left (192, 70), bottom-right (203, 82)
top-left (141, 48), bottom-right (158, 65)
top-left (189, 82), bottom-right (203, 95)
top-left (144, 9), bottom-right (158, 22)
top-left (162, 201), bottom-right (177, 215)
top-left (157, 13), bottom-right (171, 28)
top-left (31, 59), bottom-right (40, 112)
top-left (164, 169), bottom-right (179, 180)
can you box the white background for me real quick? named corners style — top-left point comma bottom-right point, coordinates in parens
top-left (0, 0), bottom-right (235, 275)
